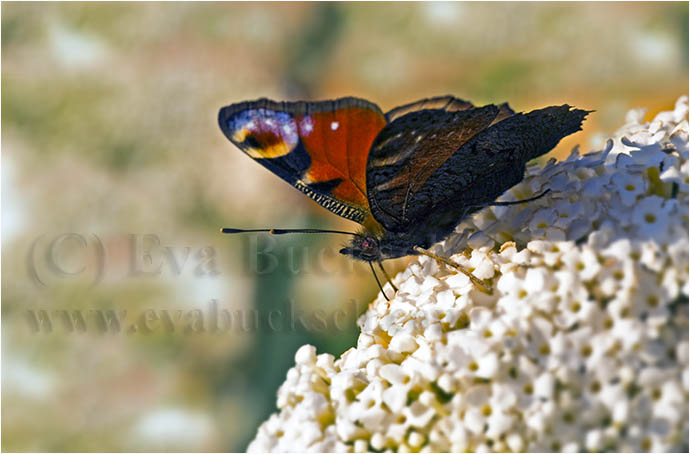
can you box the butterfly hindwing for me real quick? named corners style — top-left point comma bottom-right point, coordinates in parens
top-left (366, 103), bottom-right (590, 238)
top-left (366, 104), bottom-right (512, 231)
top-left (419, 104), bottom-right (592, 214)
top-left (218, 97), bottom-right (387, 226)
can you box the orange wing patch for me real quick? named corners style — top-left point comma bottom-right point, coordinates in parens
top-left (297, 107), bottom-right (386, 218)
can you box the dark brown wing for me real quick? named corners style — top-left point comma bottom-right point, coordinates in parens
top-left (366, 104), bottom-right (510, 231)
top-left (366, 104), bottom-right (589, 234)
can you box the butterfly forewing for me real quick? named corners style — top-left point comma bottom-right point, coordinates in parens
top-left (218, 97), bottom-right (387, 226)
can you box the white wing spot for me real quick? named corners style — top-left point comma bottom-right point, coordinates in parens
top-left (300, 116), bottom-right (314, 134)
top-left (330, 121), bottom-right (339, 131)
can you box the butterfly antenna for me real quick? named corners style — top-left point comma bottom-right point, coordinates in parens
top-left (377, 261), bottom-right (398, 292)
top-left (221, 227), bottom-right (364, 237)
top-left (369, 261), bottom-right (390, 301)
top-left (490, 189), bottom-right (551, 206)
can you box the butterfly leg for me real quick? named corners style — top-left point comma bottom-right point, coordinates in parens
top-left (490, 189), bottom-right (550, 206)
top-left (377, 261), bottom-right (399, 292)
top-left (413, 246), bottom-right (491, 293)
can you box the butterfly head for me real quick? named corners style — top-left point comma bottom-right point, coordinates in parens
top-left (339, 235), bottom-right (382, 262)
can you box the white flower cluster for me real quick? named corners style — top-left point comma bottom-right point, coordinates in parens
top-left (248, 97), bottom-right (689, 453)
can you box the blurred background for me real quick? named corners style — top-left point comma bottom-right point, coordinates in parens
top-left (2, 2), bottom-right (687, 451)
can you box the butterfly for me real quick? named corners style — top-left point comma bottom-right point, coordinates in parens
top-left (218, 95), bottom-right (590, 297)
